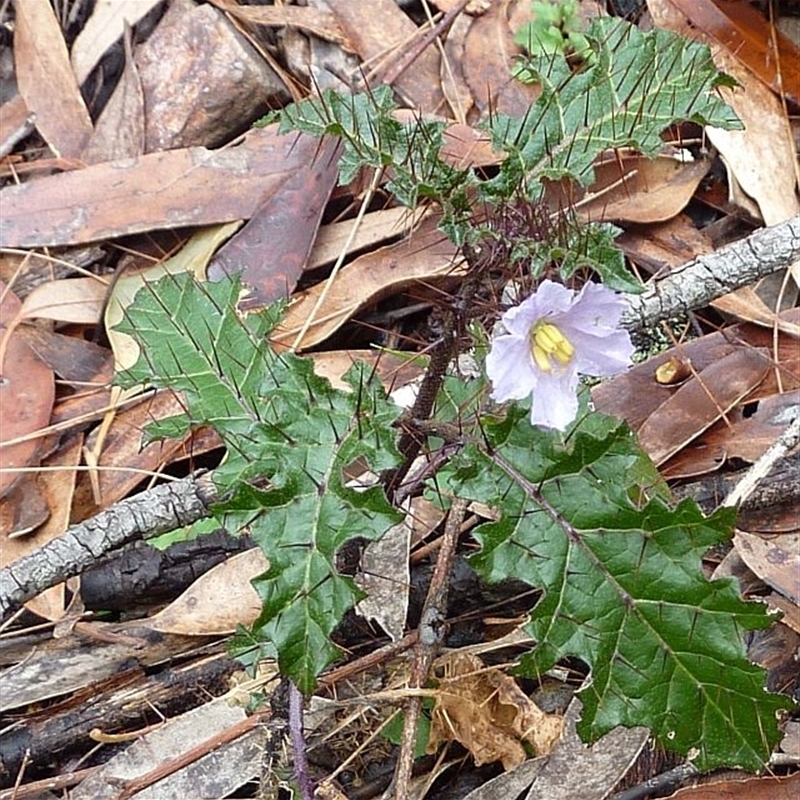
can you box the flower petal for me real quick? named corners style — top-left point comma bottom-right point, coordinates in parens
top-left (530, 280), bottom-right (576, 314)
top-left (485, 334), bottom-right (538, 402)
top-left (569, 330), bottom-right (634, 376)
top-left (530, 368), bottom-right (580, 430)
top-left (501, 280), bottom-right (573, 336)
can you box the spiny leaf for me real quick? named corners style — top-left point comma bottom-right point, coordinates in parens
top-left (275, 85), bottom-right (467, 209)
top-left (440, 406), bottom-right (791, 771)
top-left (488, 17), bottom-right (741, 201)
top-left (115, 273), bottom-right (402, 692)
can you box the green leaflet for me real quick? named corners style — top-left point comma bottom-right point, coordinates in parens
top-left (439, 406), bottom-right (791, 771)
top-left (115, 273), bottom-right (402, 693)
top-left (276, 85), bottom-right (467, 210)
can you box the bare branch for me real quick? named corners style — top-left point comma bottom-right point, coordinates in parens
top-left (0, 473), bottom-right (218, 619)
top-left (621, 216), bottom-right (800, 332)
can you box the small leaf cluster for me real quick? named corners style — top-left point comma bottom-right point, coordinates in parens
top-left (513, 0), bottom-right (593, 66)
top-left (267, 16), bottom-right (740, 287)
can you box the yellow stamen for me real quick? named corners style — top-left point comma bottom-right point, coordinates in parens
top-left (530, 321), bottom-right (575, 371)
top-left (532, 344), bottom-right (553, 373)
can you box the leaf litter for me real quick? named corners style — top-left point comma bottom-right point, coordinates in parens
top-left (0, 1), bottom-right (798, 799)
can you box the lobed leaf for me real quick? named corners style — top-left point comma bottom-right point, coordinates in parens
top-left (275, 85), bottom-right (465, 209)
top-left (488, 17), bottom-right (741, 201)
top-left (115, 273), bottom-right (402, 692)
top-left (440, 407), bottom-right (791, 771)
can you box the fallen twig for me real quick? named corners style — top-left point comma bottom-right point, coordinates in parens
top-left (0, 472), bottom-right (218, 619)
top-left (621, 215), bottom-right (800, 332)
top-left (390, 496), bottom-right (467, 800)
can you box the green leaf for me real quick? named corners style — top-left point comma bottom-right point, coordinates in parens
top-left (439, 411), bottom-right (791, 771)
top-left (555, 221), bottom-right (640, 293)
top-left (382, 708), bottom-right (431, 759)
top-left (487, 17), bottom-right (741, 201)
top-left (115, 273), bottom-right (403, 693)
top-left (503, 218), bottom-right (642, 293)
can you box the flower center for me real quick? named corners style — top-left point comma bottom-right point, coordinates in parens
top-left (530, 321), bottom-right (575, 373)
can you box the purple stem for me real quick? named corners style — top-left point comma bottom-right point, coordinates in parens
top-left (288, 680), bottom-right (314, 800)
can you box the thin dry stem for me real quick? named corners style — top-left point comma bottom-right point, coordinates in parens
top-left (390, 496), bottom-right (467, 800)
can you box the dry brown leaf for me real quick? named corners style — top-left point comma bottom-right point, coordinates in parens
top-left (661, 389), bottom-right (799, 481)
top-left (326, 0), bottom-right (445, 114)
top-left (615, 213), bottom-right (714, 276)
top-left (408, 495), bottom-right (447, 547)
top-left (13, 0), bottom-right (93, 158)
top-left (547, 151), bottom-right (712, 224)
top-left (68, 697), bottom-right (261, 800)
top-left (768, 594), bottom-right (800, 636)
top-left (780, 720), bottom-right (800, 756)
top-left (461, 0), bottom-right (540, 119)
top-left (207, 137), bottom-right (342, 309)
top-left (1, 434), bottom-right (82, 620)
top-left (82, 25), bottom-right (145, 164)
top-left (667, 0), bottom-right (800, 105)
top-left (636, 347), bottom-right (772, 466)
top-left (427, 652), bottom-right (563, 769)
top-left (709, 56), bottom-right (800, 229)
top-left (273, 214), bottom-right (464, 350)
top-left (0, 478), bottom-right (49, 538)
top-left (441, 13), bottom-right (476, 123)
top-left (355, 513), bottom-right (410, 642)
top-left (0, 94), bottom-right (31, 152)
top-left (711, 285), bottom-right (800, 337)
top-left (440, 122), bottom-right (498, 169)
top-left (665, 772), bottom-right (800, 800)
top-left (593, 309), bottom-right (800, 432)
top-left (734, 531), bottom-right (799, 604)
top-left (0, 126), bottom-right (311, 249)
top-left (148, 548), bottom-right (269, 635)
top-left (0, 282), bottom-right (55, 499)
top-left (436, 0), bottom-right (491, 11)
top-left (648, 0), bottom-right (800, 232)
top-left (70, 390), bottom-right (221, 522)
top-left (309, 349), bottom-right (425, 394)
top-left (18, 277), bottom-right (108, 324)
top-left (70, 0), bottom-right (163, 85)
top-left (309, 206), bottom-right (428, 270)
top-left (209, 0), bottom-right (353, 50)
top-left (517, 696), bottom-right (650, 800)
top-left (17, 326), bottom-right (113, 386)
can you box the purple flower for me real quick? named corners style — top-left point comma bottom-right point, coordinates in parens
top-left (486, 280), bottom-right (634, 430)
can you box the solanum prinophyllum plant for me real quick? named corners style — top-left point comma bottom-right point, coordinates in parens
top-left (116, 12), bottom-right (794, 773)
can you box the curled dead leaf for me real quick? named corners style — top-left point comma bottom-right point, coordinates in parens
top-left (427, 651), bottom-right (563, 769)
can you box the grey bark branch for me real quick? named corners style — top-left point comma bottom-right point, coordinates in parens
top-left (620, 215), bottom-right (800, 332)
top-left (0, 473), bottom-right (218, 620)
